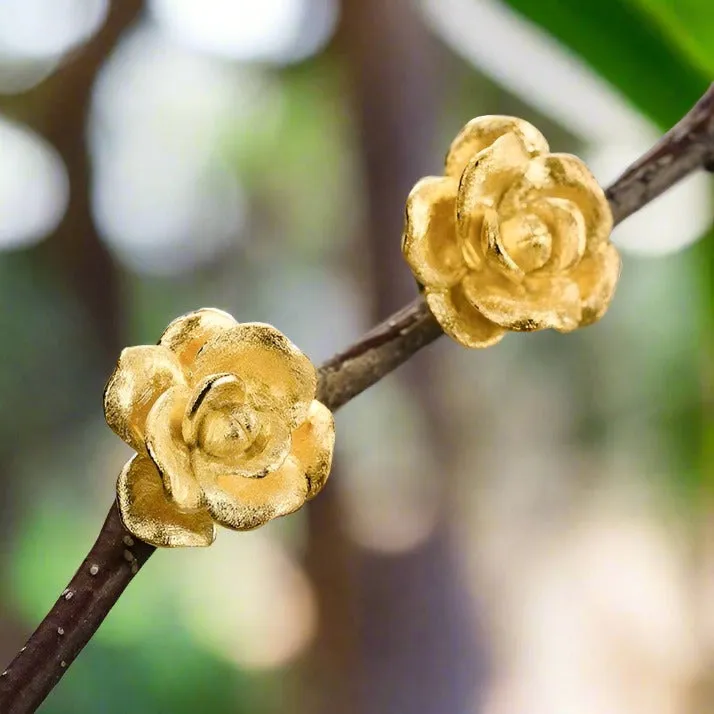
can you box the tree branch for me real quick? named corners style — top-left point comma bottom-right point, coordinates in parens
top-left (0, 505), bottom-right (153, 713)
top-left (317, 297), bottom-right (442, 410)
top-left (605, 82), bottom-right (714, 225)
top-left (2, 82), bottom-right (714, 713)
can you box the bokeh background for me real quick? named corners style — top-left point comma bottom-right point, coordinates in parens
top-left (0, 1), bottom-right (712, 712)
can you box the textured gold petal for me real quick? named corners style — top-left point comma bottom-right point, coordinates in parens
top-left (198, 455), bottom-right (308, 531)
top-left (401, 176), bottom-right (466, 288)
top-left (145, 385), bottom-right (204, 511)
top-left (104, 345), bottom-right (185, 453)
top-left (425, 285), bottom-right (505, 349)
top-left (502, 153), bottom-right (613, 250)
top-left (290, 400), bottom-right (335, 500)
top-left (528, 197), bottom-right (586, 272)
top-left (445, 115), bottom-right (549, 179)
top-left (116, 455), bottom-right (216, 548)
top-left (182, 373), bottom-right (247, 447)
top-left (160, 308), bottom-right (237, 369)
top-left (571, 243), bottom-right (621, 325)
top-left (191, 323), bottom-right (317, 427)
top-left (454, 200), bottom-right (488, 271)
top-left (481, 207), bottom-right (524, 281)
top-left (457, 132), bottom-right (532, 217)
top-left (190, 409), bottom-right (292, 480)
top-left (463, 271), bottom-right (582, 333)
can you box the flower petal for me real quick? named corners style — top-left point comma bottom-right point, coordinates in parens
top-left (182, 373), bottom-right (247, 447)
top-left (481, 207), bottom-right (524, 281)
top-left (455, 198), bottom-right (488, 271)
top-left (528, 197), bottom-right (586, 272)
top-left (191, 323), bottom-right (317, 427)
top-left (199, 455), bottom-right (308, 531)
top-left (402, 176), bottom-right (465, 288)
top-left (501, 153), bottom-right (612, 250)
top-left (290, 400), bottom-right (335, 500)
top-left (457, 132), bottom-right (532, 216)
top-left (425, 285), bottom-right (505, 348)
top-left (145, 385), bottom-right (205, 511)
top-left (572, 243), bottom-right (621, 325)
top-left (116, 455), bottom-right (216, 548)
top-left (463, 271), bottom-right (582, 333)
top-left (104, 346), bottom-right (185, 453)
top-left (160, 308), bottom-right (237, 369)
top-left (445, 115), bottom-right (549, 179)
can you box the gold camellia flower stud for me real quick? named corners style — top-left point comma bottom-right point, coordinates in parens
top-left (402, 115), bottom-right (621, 348)
top-left (104, 309), bottom-right (335, 547)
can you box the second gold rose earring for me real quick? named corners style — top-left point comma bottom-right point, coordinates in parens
top-left (402, 115), bottom-right (621, 348)
top-left (104, 308), bottom-right (336, 547)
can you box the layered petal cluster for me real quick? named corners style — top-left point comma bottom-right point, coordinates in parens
top-left (104, 308), bottom-right (335, 547)
top-left (402, 116), bottom-right (621, 347)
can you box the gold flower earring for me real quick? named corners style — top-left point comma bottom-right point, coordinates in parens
top-left (402, 115), bottom-right (621, 348)
top-left (104, 309), bottom-right (336, 547)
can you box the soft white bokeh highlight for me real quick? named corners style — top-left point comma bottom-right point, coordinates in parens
top-left (90, 23), bottom-right (284, 274)
top-left (0, 0), bottom-right (108, 58)
top-left (0, 0), bottom-right (108, 94)
top-left (337, 383), bottom-right (441, 554)
top-left (0, 118), bottom-right (68, 249)
top-left (149, 0), bottom-right (338, 64)
top-left (482, 515), bottom-right (698, 714)
top-left (176, 530), bottom-right (317, 669)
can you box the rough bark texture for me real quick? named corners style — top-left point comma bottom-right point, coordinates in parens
top-left (0, 504), bottom-right (154, 714)
top-left (317, 297), bottom-right (442, 409)
top-left (606, 83), bottom-right (714, 224)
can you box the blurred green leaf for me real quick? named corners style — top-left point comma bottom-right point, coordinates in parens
top-left (45, 635), bottom-right (259, 714)
top-left (499, 0), bottom-right (709, 128)
top-left (631, 0), bottom-right (714, 77)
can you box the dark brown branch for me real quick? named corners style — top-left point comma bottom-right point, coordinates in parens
top-left (0, 504), bottom-right (154, 713)
top-left (317, 296), bottom-right (442, 410)
top-left (606, 82), bottom-right (714, 225)
top-left (3, 81), bottom-right (714, 714)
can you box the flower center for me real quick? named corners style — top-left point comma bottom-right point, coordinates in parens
top-left (185, 373), bottom-right (270, 464)
top-left (197, 404), bottom-right (266, 460)
top-left (500, 213), bottom-right (552, 273)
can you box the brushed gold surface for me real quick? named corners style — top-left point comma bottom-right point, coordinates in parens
top-left (402, 115), bottom-right (620, 347)
top-left (105, 310), bottom-right (335, 547)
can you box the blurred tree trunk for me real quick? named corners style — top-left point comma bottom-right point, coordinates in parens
top-left (0, 0), bottom-right (141, 667)
top-left (1, 0), bottom-right (142, 362)
top-left (305, 3), bottom-right (488, 713)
